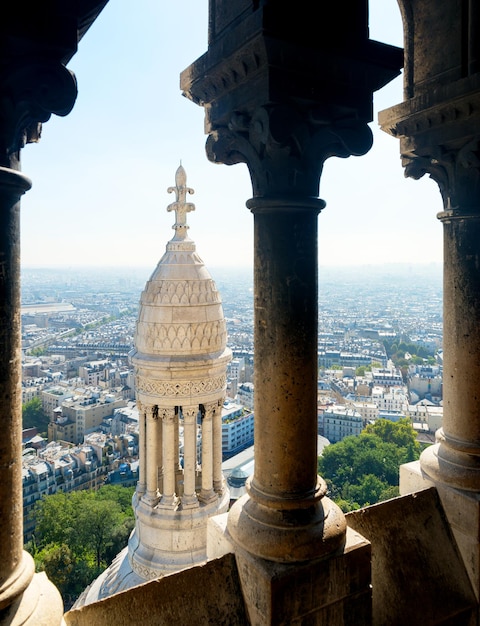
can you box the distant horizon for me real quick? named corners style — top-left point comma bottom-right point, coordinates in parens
top-left (20, 262), bottom-right (443, 293)
top-left (21, 261), bottom-right (442, 269)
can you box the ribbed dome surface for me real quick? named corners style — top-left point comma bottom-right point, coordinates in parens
top-left (132, 165), bottom-right (227, 361)
top-left (135, 248), bottom-right (227, 358)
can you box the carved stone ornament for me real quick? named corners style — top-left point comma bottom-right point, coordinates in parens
top-left (130, 559), bottom-right (160, 581)
top-left (205, 105), bottom-right (373, 198)
top-left (135, 374), bottom-right (227, 398)
top-left (140, 279), bottom-right (220, 306)
top-left (0, 60), bottom-right (77, 157)
top-left (161, 408), bottom-right (176, 422)
top-left (203, 402), bottom-right (218, 418)
top-left (137, 320), bottom-right (227, 354)
top-left (167, 164), bottom-right (195, 238)
top-left (403, 136), bottom-right (480, 212)
top-left (182, 406), bottom-right (199, 421)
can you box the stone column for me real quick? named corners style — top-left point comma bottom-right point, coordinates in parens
top-left (174, 408), bottom-right (183, 494)
top-left (421, 205), bottom-right (480, 491)
top-left (182, 406), bottom-right (199, 507)
top-left (174, 409), bottom-right (180, 469)
top-left (0, 166), bottom-right (33, 609)
top-left (0, 166), bottom-right (64, 622)
top-left (199, 104), bottom-right (375, 561)
top-left (249, 201), bottom-right (321, 502)
top-left (420, 202), bottom-right (480, 600)
top-left (156, 406), bottom-right (164, 494)
top-left (212, 398), bottom-right (223, 493)
top-left (226, 194), bottom-right (350, 562)
top-left (199, 404), bottom-right (216, 503)
top-left (182, 4), bottom-right (400, 619)
top-left (136, 402), bottom-right (146, 496)
top-left (377, 138), bottom-right (480, 493)
top-left (379, 98), bottom-right (480, 596)
top-left (143, 406), bottom-right (159, 505)
top-left (160, 408), bottom-right (177, 506)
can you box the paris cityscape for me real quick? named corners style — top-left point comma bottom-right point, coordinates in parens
top-left (21, 262), bottom-right (443, 501)
top-left (21, 261), bottom-right (443, 604)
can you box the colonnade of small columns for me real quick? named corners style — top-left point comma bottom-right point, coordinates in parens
top-left (136, 399), bottom-right (224, 509)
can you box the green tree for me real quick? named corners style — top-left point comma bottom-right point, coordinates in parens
top-left (343, 474), bottom-right (389, 507)
top-left (34, 543), bottom-right (75, 598)
top-left (28, 485), bottom-right (135, 604)
top-left (364, 417), bottom-right (421, 452)
top-left (318, 419), bottom-right (421, 511)
top-left (29, 346), bottom-right (47, 356)
top-left (95, 484), bottom-right (134, 515)
top-left (22, 396), bottom-right (49, 433)
top-left (77, 498), bottom-right (123, 567)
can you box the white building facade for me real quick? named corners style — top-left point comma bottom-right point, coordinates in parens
top-left (323, 405), bottom-right (363, 443)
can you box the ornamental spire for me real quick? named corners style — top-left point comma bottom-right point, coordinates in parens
top-left (167, 164), bottom-right (195, 240)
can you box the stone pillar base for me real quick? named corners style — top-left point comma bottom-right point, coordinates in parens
top-left (401, 459), bottom-right (480, 602)
top-left (198, 489), bottom-right (217, 504)
top-left (1, 570), bottom-right (64, 626)
top-left (207, 508), bottom-right (370, 624)
top-left (434, 483), bottom-right (480, 601)
top-left (421, 441), bottom-right (480, 492)
top-left (234, 527), bottom-right (371, 626)
top-left (227, 491), bottom-right (346, 563)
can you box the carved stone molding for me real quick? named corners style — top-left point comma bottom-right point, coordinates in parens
top-left (0, 60), bottom-right (77, 159)
top-left (136, 374), bottom-right (227, 398)
top-left (204, 401), bottom-right (220, 418)
top-left (205, 105), bottom-right (373, 197)
top-left (182, 406), bottom-right (199, 421)
top-left (402, 136), bottom-right (480, 212)
top-left (136, 319), bottom-right (227, 354)
top-left (379, 86), bottom-right (480, 212)
top-left (130, 559), bottom-right (160, 582)
top-left (160, 408), bottom-right (176, 423)
top-left (140, 279), bottom-right (221, 306)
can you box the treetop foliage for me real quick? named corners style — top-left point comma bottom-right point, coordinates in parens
top-left (22, 396), bottom-right (49, 433)
top-left (27, 484), bottom-right (135, 608)
top-left (318, 418), bottom-right (421, 512)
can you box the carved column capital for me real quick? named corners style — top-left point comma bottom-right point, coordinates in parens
top-left (161, 407), bottom-right (176, 423)
top-left (380, 88), bottom-right (480, 213)
top-left (203, 401), bottom-right (219, 419)
top-left (206, 105), bottom-right (373, 198)
top-left (0, 59), bottom-right (77, 161)
top-left (182, 406), bottom-right (199, 421)
top-left (402, 136), bottom-right (480, 213)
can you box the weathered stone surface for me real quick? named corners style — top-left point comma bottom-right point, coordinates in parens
top-left (233, 527), bottom-right (371, 626)
top-left (65, 554), bottom-right (247, 626)
top-left (434, 484), bottom-right (480, 601)
top-left (347, 489), bottom-right (476, 626)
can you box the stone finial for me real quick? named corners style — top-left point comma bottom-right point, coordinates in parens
top-left (167, 164), bottom-right (195, 239)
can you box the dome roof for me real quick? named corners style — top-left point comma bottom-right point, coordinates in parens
top-left (133, 165), bottom-right (228, 361)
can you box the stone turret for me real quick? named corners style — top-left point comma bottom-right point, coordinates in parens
top-left (76, 166), bottom-right (231, 604)
top-left (129, 164), bottom-right (231, 575)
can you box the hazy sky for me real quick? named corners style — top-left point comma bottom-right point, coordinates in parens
top-left (21, 1), bottom-right (443, 271)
